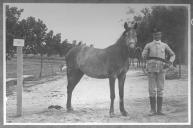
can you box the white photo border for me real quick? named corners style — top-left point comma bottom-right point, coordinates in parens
top-left (3, 3), bottom-right (192, 126)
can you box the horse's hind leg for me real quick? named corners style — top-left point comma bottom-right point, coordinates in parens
top-left (66, 68), bottom-right (83, 111)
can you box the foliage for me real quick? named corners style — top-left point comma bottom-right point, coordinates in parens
top-left (60, 39), bottom-right (74, 56)
top-left (18, 17), bottom-right (48, 54)
top-left (6, 5), bottom-right (73, 57)
top-left (6, 5), bottom-right (23, 56)
top-left (45, 31), bottom-right (61, 56)
top-left (133, 6), bottom-right (188, 64)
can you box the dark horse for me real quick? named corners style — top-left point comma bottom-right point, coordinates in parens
top-left (65, 22), bottom-right (137, 116)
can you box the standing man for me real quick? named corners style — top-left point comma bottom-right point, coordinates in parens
top-left (142, 28), bottom-right (175, 116)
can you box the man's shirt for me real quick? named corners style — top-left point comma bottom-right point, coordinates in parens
top-left (142, 40), bottom-right (175, 72)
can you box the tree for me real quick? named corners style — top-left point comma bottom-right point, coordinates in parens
top-left (44, 30), bottom-right (54, 56)
top-left (18, 17), bottom-right (48, 54)
top-left (45, 31), bottom-right (62, 56)
top-left (61, 39), bottom-right (74, 56)
top-left (133, 6), bottom-right (188, 64)
top-left (53, 33), bottom-right (62, 56)
top-left (6, 5), bottom-right (73, 58)
top-left (6, 5), bottom-right (24, 56)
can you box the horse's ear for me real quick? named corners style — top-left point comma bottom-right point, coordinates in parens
top-left (134, 22), bottom-right (137, 29)
top-left (124, 22), bottom-right (129, 30)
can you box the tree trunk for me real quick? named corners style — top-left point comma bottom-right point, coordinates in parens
top-left (178, 53), bottom-right (181, 78)
top-left (39, 53), bottom-right (43, 78)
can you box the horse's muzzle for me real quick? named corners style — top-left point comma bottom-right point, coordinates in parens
top-left (129, 42), bottom-right (136, 49)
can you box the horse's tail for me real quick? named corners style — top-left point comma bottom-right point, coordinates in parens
top-left (65, 50), bottom-right (70, 62)
top-left (65, 46), bottom-right (77, 63)
top-left (65, 46), bottom-right (82, 69)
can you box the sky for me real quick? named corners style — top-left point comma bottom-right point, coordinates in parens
top-left (6, 3), bottom-right (147, 48)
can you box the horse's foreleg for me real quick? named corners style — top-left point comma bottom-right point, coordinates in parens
top-left (137, 59), bottom-right (138, 67)
top-left (139, 59), bottom-right (141, 67)
top-left (66, 82), bottom-right (73, 111)
top-left (66, 68), bottom-right (83, 112)
top-left (118, 73), bottom-right (128, 116)
top-left (109, 77), bottom-right (116, 117)
top-left (138, 59), bottom-right (140, 68)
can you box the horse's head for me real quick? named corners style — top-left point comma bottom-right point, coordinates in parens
top-left (123, 22), bottom-right (137, 50)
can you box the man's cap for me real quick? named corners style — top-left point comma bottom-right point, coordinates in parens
top-left (152, 28), bottom-right (162, 35)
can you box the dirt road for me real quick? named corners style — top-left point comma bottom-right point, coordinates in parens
top-left (6, 70), bottom-right (189, 123)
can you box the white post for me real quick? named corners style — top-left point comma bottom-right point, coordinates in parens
top-left (14, 39), bottom-right (24, 116)
top-left (16, 46), bottom-right (23, 116)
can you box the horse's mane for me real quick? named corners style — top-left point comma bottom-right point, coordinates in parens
top-left (114, 31), bottom-right (128, 47)
top-left (135, 47), bottom-right (142, 51)
top-left (105, 31), bottom-right (127, 50)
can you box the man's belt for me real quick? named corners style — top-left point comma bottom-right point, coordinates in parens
top-left (146, 57), bottom-right (171, 64)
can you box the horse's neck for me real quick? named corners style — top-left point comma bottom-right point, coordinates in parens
top-left (106, 40), bottom-right (129, 60)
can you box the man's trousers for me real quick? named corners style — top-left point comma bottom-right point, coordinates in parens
top-left (148, 72), bottom-right (165, 97)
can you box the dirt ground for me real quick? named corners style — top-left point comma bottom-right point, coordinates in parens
top-left (6, 69), bottom-right (189, 124)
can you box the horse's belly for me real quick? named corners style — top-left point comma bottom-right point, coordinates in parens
top-left (77, 51), bottom-right (109, 78)
top-left (85, 73), bottom-right (109, 79)
top-left (79, 62), bottom-right (109, 79)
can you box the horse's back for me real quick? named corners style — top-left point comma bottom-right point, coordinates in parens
top-left (65, 46), bottom-right (107, 68)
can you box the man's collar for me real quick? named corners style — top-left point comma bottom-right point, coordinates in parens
top-left (153, 40), bottom-right (161, 44)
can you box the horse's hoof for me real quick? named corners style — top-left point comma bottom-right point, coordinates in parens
top-left (156, 111), bottom-right (165, 116)
top-left (109, 112), bottom-right (115, 117)
top-left (67, 107), bottom-right (74, 112)
top-left (121, 111), bottom-right (128, 116)
top-left (148, 110), bottom-right (157, 116)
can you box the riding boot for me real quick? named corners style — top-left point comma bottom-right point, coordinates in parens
top-left (157, 96), bottom-right (165, 115)
top-left (148, 96), bottom-right (156, 116)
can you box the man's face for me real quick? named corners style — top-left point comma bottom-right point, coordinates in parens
top-left (153, 33), bottom-right (162, 41)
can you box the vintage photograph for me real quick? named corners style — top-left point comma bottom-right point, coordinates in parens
top-left (4, 3), bottom-right (190, 124)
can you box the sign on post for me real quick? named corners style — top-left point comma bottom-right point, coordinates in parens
top-left (13, 39), bottom-right (24, 116)
top-left (13, 39), bottom-right (24, 47)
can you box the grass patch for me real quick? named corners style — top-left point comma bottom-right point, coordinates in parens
top-left (6, 56), bottom-right (66, 79)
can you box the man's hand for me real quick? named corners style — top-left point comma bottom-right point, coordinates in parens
top-left (167, 61), bottom-right (173, 68)
top-left (164, 61), bottom-right (173, 69)
top-left (169, 61), bottom-right (173, 65)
